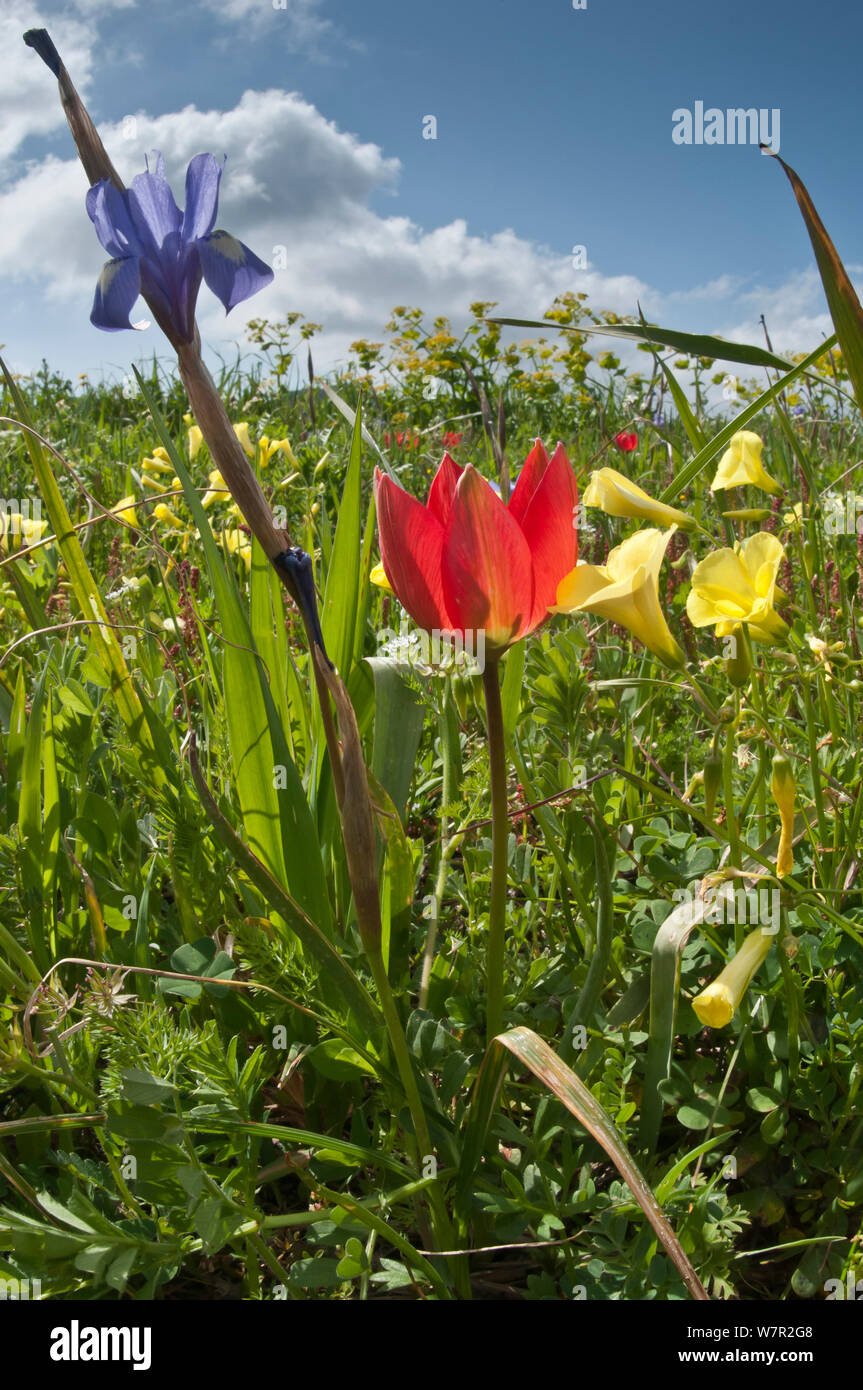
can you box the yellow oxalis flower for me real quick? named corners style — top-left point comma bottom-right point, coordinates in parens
top-left (187, 425), bottom-right (203, 459)
top-left (202, 469), bottom-right (229, 509)
top-left (553, 527), bottom-right (686, 669)
top-left (0, 514), bottom-right (48, 551)
top-left (153, 504), bottom-right (184, 530)
top-left (583, 467), bottom-right (695, 530)
top-left (692, 926), bottom-right (774, 1028)
top-left (110, 496), bottom-right (138, 528)
top-left (142, 451), bottom-right (174, 476)
top-left (224, 526), bottom-right (252, 571)
top-left (233, 422), bottom-right (255, 458)
top-left (370, 561), bottom-right (393, 593)
top-left (686, 532), bottom-right (788, 642)
top-left (258, 435), bottom-right (295, 467)
top-left (710, 430), bottom-right (781, 494)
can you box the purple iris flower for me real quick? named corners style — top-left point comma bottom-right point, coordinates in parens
top-left (86, 152), bottom-right (273, 343)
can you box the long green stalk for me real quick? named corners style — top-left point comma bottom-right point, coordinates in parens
top-left (482, 658), bottom-right (508, 1044)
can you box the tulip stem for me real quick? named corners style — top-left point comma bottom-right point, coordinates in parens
top-left (482, 657), bottom-right (508, 1045)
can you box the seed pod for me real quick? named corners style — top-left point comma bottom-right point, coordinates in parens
top-left (770, 752), bottom-right (796, 878)
top-left (802, 539), bottom-right (815, 579)
top-left (723, 628), bottom-right (751, 688)
top-left (703, 749), bottom-right (723, 821)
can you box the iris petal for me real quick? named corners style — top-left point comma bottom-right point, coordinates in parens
top-left (197, 231), bottom-right (274, 312)
top-left (128, 170), bottom-right (182, 255)
top-left (90, 255), bottom-right (143, 331)
top-left (182, 154), bottom-right (223, 241)
top-left (86, 181), bottom-right (142, 259)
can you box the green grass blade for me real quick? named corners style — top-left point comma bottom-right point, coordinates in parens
top-left (659, 358), bottom-right (707, 452)
top-left (0, 355), bottom-right (162, 788)
top-left (364, 657), bottom-right (425, 824)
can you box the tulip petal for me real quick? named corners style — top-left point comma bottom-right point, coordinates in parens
top-left (427, 451), bottom-right (464, 526)
top-left (508, 439), bottom-right (550, 525)
top-left (375, 470), bottom-right (451, 634)
top-left (517, 442), bottom-right (579, 626)
top-left (442, 466), bottom-right (534, 649)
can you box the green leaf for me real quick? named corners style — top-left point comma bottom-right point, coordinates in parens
top-left (120, 1068), bottom-right (175, 1106)
top-left (156, 938), bottom-right (236, 1000)
top-left (657, 333), bottom-right (837, 503)
top-left (134, 369), bottom-right (331, 933)
top-left (364, 657), bottom-right (425, 823)
top-left (746, 1085), bottom-right (782, 1113)
top-left (321, 404), bottom-right (364, 681)
top-left (306, 1038), bottom-right (379, 1081)
top-left (189, 741), bottom-right (381, 1033)
top-left (487, 317), bottom-right (792, 369)
top-left (500, 642), bottom-right (525, 739)
top-left (291, 1256), bottom-right (344, 1289)
top-left (764, 147), bottom-right (863, 415)
top-left (659, 359), bottom-right (707, 452)
top-left (459, 1026), bottom-right (708, 1302)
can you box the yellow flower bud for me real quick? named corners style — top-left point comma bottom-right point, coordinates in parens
top-left (710, 431), bottom-right (781, 494)
top-left (153, 504), bottom-right (184, 530)
top-left (233, 422), bottom-right (255, 458)
top-left (692, 926), bottom-right (774, 1028)
top-left (370, 561), bottom-right (393, 593)
top-left (110, 496), bottom-right (138, 528)
top-left (770, 753), bottom-right (795, 878)
top-left (583, 467), bottom-right (696, 530)
top-left (187, 424), bottom-right (204, 459)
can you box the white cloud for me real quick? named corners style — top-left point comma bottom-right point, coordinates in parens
top-left (0, 5), bottom-right (94, 168)
top-left (204, 0), bottom-right (355, 58)
top-left (0, 84), bottom-right (843, 384)
top-left (2, 0), bottom-right (141, 171)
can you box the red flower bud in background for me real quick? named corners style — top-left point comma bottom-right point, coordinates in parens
top-left (374, 441), bottom-right (579, 654)
top-left (615, 431), bottom-right (639, 452)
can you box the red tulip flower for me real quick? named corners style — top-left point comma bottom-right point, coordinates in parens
top-left (374, 441), bottom-right (579, 654)
top-left (615, 431), bottom-right (639, 452)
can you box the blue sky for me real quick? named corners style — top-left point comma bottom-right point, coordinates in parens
top-left (2, 0), bottom-right (860, 383)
